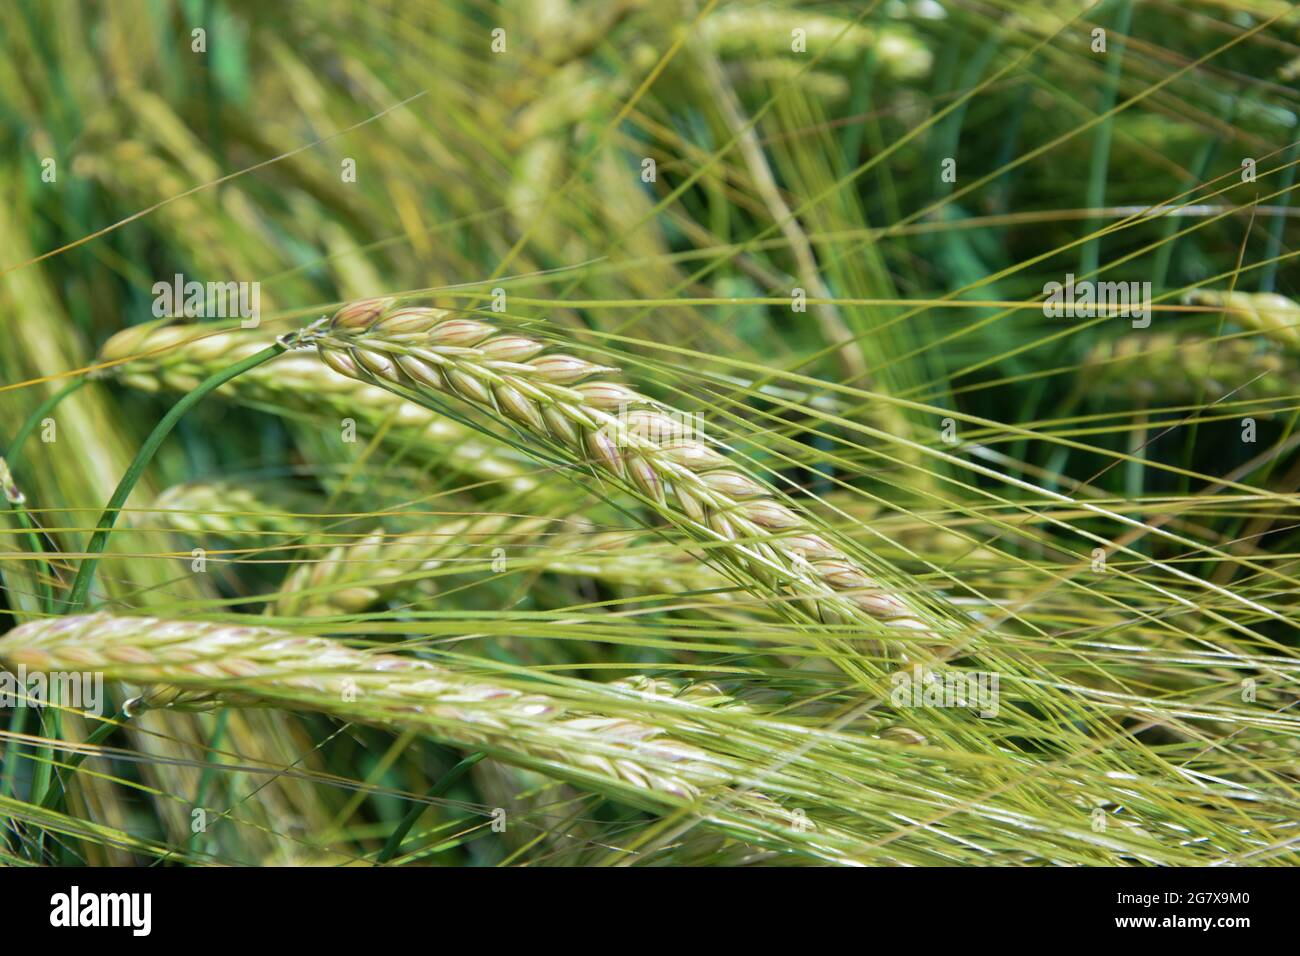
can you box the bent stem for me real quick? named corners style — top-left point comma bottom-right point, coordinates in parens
top-left (66, 341), bottom-right (290, 613)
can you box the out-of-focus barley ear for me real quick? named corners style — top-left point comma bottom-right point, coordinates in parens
top-left (269, 515), bottom-right (729, 617)
top-left (702, 9), bottom-right (933, 79)
top-left (1183, 289), bottom-right (1300, 349)
top-left (1085, 332), bottom-right (1297, 404)
top-left (142, 480), bottom-right (321, 545)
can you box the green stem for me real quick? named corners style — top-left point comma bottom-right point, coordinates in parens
top-left (1259, 138), bottom-right (1300, 293)
top-left (1, 503), bottom-right (51, 615)
top-left (29, 689), bottom-right (59, 811)
top-left (39, 709), bottom-right (125, 811)
top-left (185, 709), bottom-right (229, 856)
top-left (376, 751), bottom-right (485, 864)
top-left (1078, 0), bottom-right (1133, 279)
top-left (64, 342), bottom-right (287, 612)
top-left (1150, 131), bottom-right (1222, 290)
top-left (1, 378), bottom-right (90, 838)
top-left (0, 707), bottom-right (28, 799)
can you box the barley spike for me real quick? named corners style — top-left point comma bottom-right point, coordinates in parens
top-left (315, 301), bottom-right (928, 636)
top-left (0, 613), bottom-right (767, 811)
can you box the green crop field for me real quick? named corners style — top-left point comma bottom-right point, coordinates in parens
top-left (1, 0), bottom-right (1298, 871)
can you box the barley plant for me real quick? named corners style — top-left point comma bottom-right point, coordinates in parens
top-left (2, 0), bottom-right (1299, 870)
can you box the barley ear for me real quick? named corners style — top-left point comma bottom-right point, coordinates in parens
top-left (316, 302), bottom-right (934, 641)
top-left (0, 612), bottom-right (839, 855)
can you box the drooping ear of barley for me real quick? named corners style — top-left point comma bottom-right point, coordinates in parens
top-left (0, 612), bottom-right (849, 857)
top-left (97, 322), bottom-right (537, 493)
top-left (142, 479), bottom-right (322, 545)
top-left (729, 59), bottom-right (850, 102)
top-left (1183, 289), bottom-right (1300, 349)
top-left (270, 514), bottom-right (725, 617)
top-left (315, 301), bottom-right (932, 639)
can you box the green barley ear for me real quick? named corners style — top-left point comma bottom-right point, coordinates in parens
top-left (0, 612), bottom-right (845, 858)
top-left (1182, 289), bottom-right (1300, 349)
top-left (270, 518), bottom-right (529, 617)
top-left (0, 612), bottom-right (730, 803)
top-left (269, 516), bottom-right (724, 617)
top-left (1086, 333), bottom-right (1296, 404)
top-left (315, 302), bottom-right (935, 639)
